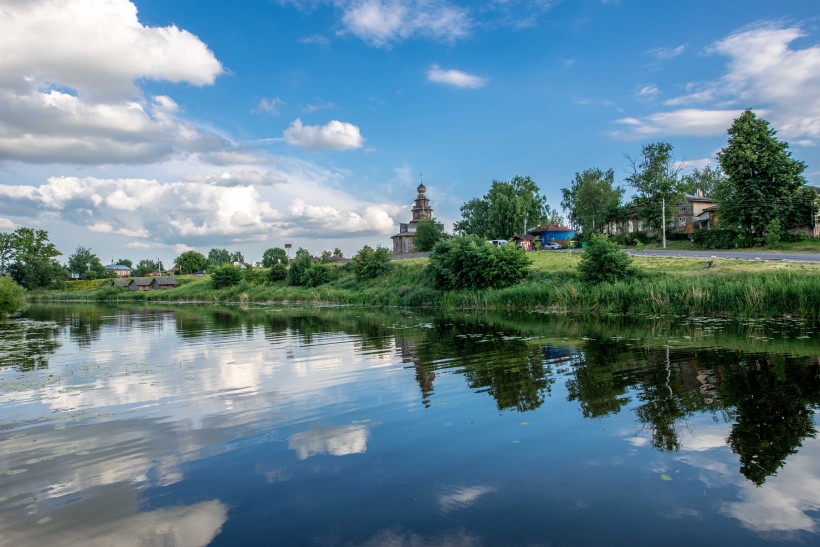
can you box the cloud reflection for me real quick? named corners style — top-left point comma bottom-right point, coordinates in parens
top-left (437, 485), bottom-right (497, 513)
top-left (288, 425), bottom-right (369, 460)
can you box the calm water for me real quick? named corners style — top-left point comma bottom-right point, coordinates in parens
top-left (0, 305), bottom-right (818, 546)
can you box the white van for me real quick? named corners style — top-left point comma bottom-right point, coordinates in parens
top-left (489, 239), bottom-right (508, 247)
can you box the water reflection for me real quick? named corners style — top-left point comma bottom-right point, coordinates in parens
top-left (1, 304), bottom-right (818, 544)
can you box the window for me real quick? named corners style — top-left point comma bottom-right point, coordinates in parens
top-left (678, 204), bottom-right (686, 212)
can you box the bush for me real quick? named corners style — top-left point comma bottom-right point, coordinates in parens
top-left (352, 245), bottom-right (393, 281)
top-left (303, 263), bottom-right (338, 287)
top-left (288, 248), bottom-right (313, 286)
top-left (414, 218), bottom-right (446, 252)
top-left (624, 231), bottom-right (655, 246)
top-left (427, 236), bottom-right (531, 290)
top-left (691, 228), bottom-right (755, 249)
top-left (577, 234), bottom-right (635, 284)
top-left (764, 219), bottom-right (782, 247)
top-left (242, 267), bottom-right (266, 285)
top-left (267, 263), bottom-right (288, 282)
top-left (211, 265), bottom-right (242, 289)
top-left (0, 276), bottom-right (26, 316)
top-left (666, 231), bottom-right (691, 241)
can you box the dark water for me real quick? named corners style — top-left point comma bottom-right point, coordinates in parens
top-left (0, 305), bottom-right (818, 546)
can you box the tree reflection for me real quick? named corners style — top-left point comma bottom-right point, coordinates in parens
top-left (0, 318), bottom-right (60, 371)
top-left (720, 355), bottom-right (819, 486)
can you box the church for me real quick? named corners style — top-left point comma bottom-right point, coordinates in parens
top-left (391, 183), bottom-right (433, 255)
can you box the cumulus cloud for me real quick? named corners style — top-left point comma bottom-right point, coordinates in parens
top-left (0, 0), bottom-right (228, 164)
top-left (427, 65), bottom-right (488, 89)
top-left (284, 119), bottom-right (365, 150)
top-left (0, 168), bottom-right (399, 249)
top-left (339, 0), bottom-right (470, 46)
top-left (614, 109), bottom-right (744, 138)
top-left (620, 24), bottom-right (820, 141)
top-left (0, 217), bottom-right (14, 230)
top-left (637, 84), bottom-right (660, 98)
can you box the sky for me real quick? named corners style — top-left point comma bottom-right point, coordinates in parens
top-left (0, 0), bottom-right (819, 265)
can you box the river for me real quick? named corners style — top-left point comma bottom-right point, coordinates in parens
top-left (0, 304), bottom-right (818, 546)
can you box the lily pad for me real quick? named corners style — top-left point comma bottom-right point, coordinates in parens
top-left (660, 474), bottom-right (672, 481)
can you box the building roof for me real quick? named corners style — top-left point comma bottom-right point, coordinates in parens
top-left (684, 194), bottom-right (717, 203)
top-left (701, 205), bottom-right (719, 213)
top-left (104, 264), bottom-right (132, 271)
top-left (529, 224), bottom-right (573, 233)
top-left (152, 276), bottom-right (178, 285)
top-left (111, 279), bottom-right (129, 287)
top-left (129, 278), bottom-right (152, 287)
top-left (511, 233), bottom-right (535, 241)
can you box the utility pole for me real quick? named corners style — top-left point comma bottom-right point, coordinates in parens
top-left (661, 198), bottom-right (667, 249)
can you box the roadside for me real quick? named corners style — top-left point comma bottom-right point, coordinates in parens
top-left (624, 249), bottom-right (820, 263)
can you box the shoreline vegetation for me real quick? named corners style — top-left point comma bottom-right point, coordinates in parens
top-left (27, 252), bottom-right (820, 320)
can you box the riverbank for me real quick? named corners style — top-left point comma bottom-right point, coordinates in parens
top-left (28, 252), bottom-right (820, 318)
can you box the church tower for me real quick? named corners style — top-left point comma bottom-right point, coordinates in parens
top-left (391, 182), bottom-right (434, 255)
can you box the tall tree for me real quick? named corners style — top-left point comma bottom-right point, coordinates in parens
top-left (262, 247), bottom-right (288, 268)
top-left (229, 250), bottom-right (244, 263)
top-left (208, 248), bottom-right (230, 267)
top-left (132, 259), bottom-right (161, 277)
top-left (116, 258), bottom-right (133, 268)
top-left (681, 164), bottom-right (725, 198)
top-left (561, 168), bottom-right (624, 234)
top-left (717, 110), bottom-right (808, 239)
top-left (174, 251), bottom-right (207, 275)
top-left (68, 246), bottom-right (100, 278)
top-left (454, 176), bottom-right (556, 239)
top-left (626, 142), bottom-right (687, 242)
top-left (414, 218), bottom-right (446, 252)
top-left (7, 228), bottom-right (64, 289)
top-left (0, 232), bottom-right (13, 276)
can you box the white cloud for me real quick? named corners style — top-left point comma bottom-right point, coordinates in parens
top-left (339, 0), bottom-right (470, 47)
top-left (0, 217), bottom-right (14, 230)
top-left (613, 109), bottom-right (744, 139)
top-left (255, 97), bottom-right (285, 116)
top-left (637, 84), bottom-right (660, 98)
top-left (427, 65), bottom-right (488, 89)
top-left (284, 118), bottom-right (365, 150)
top-left (624, 24), bottom-right (820, 142)
top-left (0, 0), bottom-right (228, 165)
top-left (648, 45), bottom-right (686, 61)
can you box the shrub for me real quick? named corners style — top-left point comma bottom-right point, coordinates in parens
top-left (303, 263), bottom-right (338, 287)
top-left (0, 276), bottom-right (26, 316)
top-left (414, 218), bottom-right (446, 252)
top-left (577, 234), bottom-right (635, 284)
top-left (211, 265), bottom-right (242, 289)
top-left (624, 231), bottom-right (655, 245)
top-left (764, 219), bottom-right (782, 247)
top-left (267, 263), bottom-right (288, 282)
top-left (666, 231), bottom-right (691, 241)
top-left (352, 245), bottom-right (393, 281)
top-left (288, 248), bottom-right (313, 286)
top-left (242, 267), bottom-right (266, 285)
top-left (691, 228), bottom-right (755, 249)
top-left (427, 236), bottom-right (531, 290)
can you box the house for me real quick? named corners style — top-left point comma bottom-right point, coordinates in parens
top-left (675, 191), bottom-right (717, 233)
top-left (694, 205), bottom-right (720, 230)
top-left (128, 278), bottom-right (152, 291)
top-left (104, 263), bottom-right (132, 278)
top-left (391, 183), bottom-right (434, 255)
top-left (511, 233), bottom-right (535, 251)
top-left (527, 224), bottom-right (575, 248)
top-left (111, 279), bottom-right (129, 288)
top-left (150, 276), bottom-right (178, 290)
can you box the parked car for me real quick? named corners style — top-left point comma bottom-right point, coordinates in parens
top-left (545, 242), bottom-right (562, 250)
top-left (489, 239), bottom-right (509, 247)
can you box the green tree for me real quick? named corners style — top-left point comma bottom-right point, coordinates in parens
top-left (0, 276), bottom-right (26, 316)
top-left (414, 218), bottom-right (446, 252)
top-left (288, 248), bottom-right (313, 286)
top-left (132, 259), bottom-right (161, 277)
top-left (0, 232), bottom-right (13, 275)
top-left (262, 247), bottom-right (288, 268)
top-left (174, 250), bottom-right (207, 275)
top-left (681, 164), bottom-right (725, 198)
top-left (332, 248), bottom-right (344, 258)
top-left (351, 245), bottom-right (392, 281)
top-left (7, 228), bottom-right (64, 289)
top-left (207, 248), bottom-right (230, 267)
top-left (230, 251), bottom-right (244, 264)
top-left (626, 142), bottom-right (687, 241)
top-left (211, 265), bottom-right (242, 289)
top-left (68, 246), bottom-right (105, 279)
top-left (116, 258), bottom-right (133, 268)
top-left (561, 168), bottom-right (624, 235)
top-left (320, 250), bottom-right (333, 263)
top-left (267, 262), bottom-right (288, 282)
top-left (577, 234), bottom-right (635, 284)
top-left (303, 263), bottom-right (337, 287)
top-left (717, 110), bottom-right (809, 240)
top-left (454, 176), bottom-right (558, 239)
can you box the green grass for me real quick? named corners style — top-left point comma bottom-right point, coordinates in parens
top-left (28, 252), bottom-right (820, 318)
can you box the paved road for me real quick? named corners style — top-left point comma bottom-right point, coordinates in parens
top-left (623, 249), bottom-right (820, 262)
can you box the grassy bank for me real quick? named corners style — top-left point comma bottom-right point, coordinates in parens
top-left (28, 252), bottom-right (820, 318)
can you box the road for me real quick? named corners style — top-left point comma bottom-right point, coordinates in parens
top-left (622, 249), bottom-right (820, 262)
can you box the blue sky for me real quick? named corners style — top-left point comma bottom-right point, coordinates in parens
top-left (0, 0), bottom-right (818, 264)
